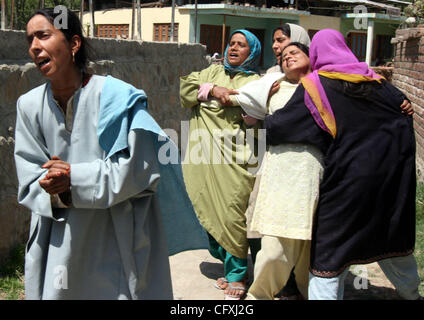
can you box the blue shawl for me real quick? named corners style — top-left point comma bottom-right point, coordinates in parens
top-left (97, 76), bottom-right (208, 256)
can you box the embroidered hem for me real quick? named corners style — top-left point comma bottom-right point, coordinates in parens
top-left (310, 248), bottom-right (415, 278)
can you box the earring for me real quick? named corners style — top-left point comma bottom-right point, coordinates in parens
top-left (72, 51), bottom-right (75, 63)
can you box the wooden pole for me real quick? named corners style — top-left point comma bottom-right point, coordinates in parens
top-left (171, 0), bottom-right (175, 42)
top-left (10, 0), bottom-right (14, 29)
top-left (131, 0), bottom-right (135, 39)
top-left (137, 0), bottom-right (141, 39)
top-left (89, 0), bottom-right (95, 37)
top-left (80, 0), bottom-right (85, 22)
top-left (221, 15), bottom-right (226, 56)
top-left (194, 0), bottom-right (198, 43)
top-left (1, 0), bottom-right (6, 30)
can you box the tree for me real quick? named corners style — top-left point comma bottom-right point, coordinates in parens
top-left (1, 0), bottom-right (6, 29)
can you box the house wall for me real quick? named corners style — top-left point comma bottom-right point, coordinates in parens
top-left (0, 29), bottom-right (208, 264)
top-left (340, 18), bottom-right (400, 37)
top-left (392, 28), bottom-right (424, 181)
top-left (81, 7), bottom-right (191, 42)
top-left (299, 15), bottom-right (341, 35)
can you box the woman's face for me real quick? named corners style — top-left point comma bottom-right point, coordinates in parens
top-left (282, 45), bottom-right (311, 81)
top-left (26, 14), bottom-right (78, 82)
top-left (272, 29), bottom-right (291, 65)
top-left (227, 33), bottom-right (250, 66)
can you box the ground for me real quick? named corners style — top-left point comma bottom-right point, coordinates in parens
top-left (169, 249), bottom-right (406, 300)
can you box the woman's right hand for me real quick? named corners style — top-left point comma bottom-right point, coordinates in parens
top-left (211, 86), bottom-right (239, 106)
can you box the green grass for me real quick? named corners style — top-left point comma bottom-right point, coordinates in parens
top-left (0, 244), bottom-right (25, 300)
top-left (415, 182), bottom-right (424, 296)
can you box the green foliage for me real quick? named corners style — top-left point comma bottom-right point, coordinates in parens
top-left (3, 0), bottom-right (81, 30)
top-left (0, 245), bottom-right (25, 300)
top-left (415, 182), bottom-right (424, 296)
top-left (404, 0), bottom-right (424, 20)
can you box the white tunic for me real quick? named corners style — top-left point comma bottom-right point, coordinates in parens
top-left (250, 79), bottom-right (324, 240)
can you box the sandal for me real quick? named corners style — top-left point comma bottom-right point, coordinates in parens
top-left (224, 282), bottom-right (247, 300)
top-left (214, 277), bottom-right (229, 290)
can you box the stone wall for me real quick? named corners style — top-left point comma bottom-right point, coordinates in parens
top-left (391, 27), bottom-right (424, 180)
top-left (0, 29), bottom-right (208, 263)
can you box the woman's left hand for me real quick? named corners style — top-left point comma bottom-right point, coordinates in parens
top-left (400, 99), bottom-right (413, 115)
top-left (242, 113), bottom-right (259, 127)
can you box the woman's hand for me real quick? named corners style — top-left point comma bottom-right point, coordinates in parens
top-left (211, 86), bottom-right (239, 106)
top-left (242, 112), bottom-right (259, 127)
top-left (269, 81), bottom-right (280, 97)
top-left (39, 156), bottom-right (71, 195)
top-left (400, 99), bottom-right (413, 116)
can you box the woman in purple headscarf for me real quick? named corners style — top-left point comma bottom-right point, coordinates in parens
top-left (264, 29), bottom-right (422, 300)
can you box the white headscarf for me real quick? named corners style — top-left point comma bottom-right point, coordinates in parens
top-left (286, 23), bottom-right (311, 47)
top-left (235, 24), bottom-right (310, 119)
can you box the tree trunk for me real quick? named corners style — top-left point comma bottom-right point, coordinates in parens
top-left (10, 0), bottom-right (14, 29)
top-left (1, 0), bottom-right (6, 30)
top-left (40, 0), bottom-right (45, 9)
top-left (89, 0), bottom-right (94, 37)
top-left (80, 0), bottom-right (84, 22)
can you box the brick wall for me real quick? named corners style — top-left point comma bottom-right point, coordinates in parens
top-left (392, 28), bottom-right (424, 180)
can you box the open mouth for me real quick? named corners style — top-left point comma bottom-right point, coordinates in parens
top-left (287, 59), bottom-right (296, 67)
top-left (37, 58), bottom-right (51, 68)
top-left (229, 53), bottom-right (239, 58)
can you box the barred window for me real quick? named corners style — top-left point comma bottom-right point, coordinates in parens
top-left (154, 23), bottom-right (178, 42)
top-left (97, 24), bottom-right (129, 39)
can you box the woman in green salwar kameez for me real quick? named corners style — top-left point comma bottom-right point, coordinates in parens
top-left (179, 30), bottom-right (262, 299)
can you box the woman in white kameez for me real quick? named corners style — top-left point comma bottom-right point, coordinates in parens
top-left (14, 7), bottom-right (207, 300)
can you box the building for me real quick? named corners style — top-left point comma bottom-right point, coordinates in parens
top-left (81, 0), bottom-right (412, 69)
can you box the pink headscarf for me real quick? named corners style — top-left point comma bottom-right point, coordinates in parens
top-left (301, 29), bottom-right (383, 138)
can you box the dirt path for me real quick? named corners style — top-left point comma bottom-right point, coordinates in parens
top-left (169, 249), bottom-right (403, 300)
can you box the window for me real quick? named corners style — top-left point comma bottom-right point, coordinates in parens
top-left (347, 32), bottom-right (367, 61)
top-left (308, 29), bottom-right (319, 40)
top-left (200, 24), bottom-right (230, 56)
top-left (154, 23), bottom-right (178, 42)
top-left (97, 24), bottom-right (129, 39)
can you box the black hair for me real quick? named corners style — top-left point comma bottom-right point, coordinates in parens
top-left (28, 7), bottom-right (91, 72)
top-left (273, 24), bottom-right (291, 39)
top-left (282, 42), bottom-right (310, 57)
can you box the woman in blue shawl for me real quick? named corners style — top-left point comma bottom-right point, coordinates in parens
top-left (180, 30), bottom-right (262, 299)
top-left (15, 7), bottom-right (207, 300)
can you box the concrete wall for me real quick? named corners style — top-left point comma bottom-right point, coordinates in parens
top-left (0, 29), bottom-right (208, 263)
top-left (392, 28), bottom-right (424, 181)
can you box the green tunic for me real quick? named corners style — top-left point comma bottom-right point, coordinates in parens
top-left (180, 64), bottom-right (261, 259)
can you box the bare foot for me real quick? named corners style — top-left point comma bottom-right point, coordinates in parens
top-left (215, 277), bottom-right (229, 290)
top-left (224, 281), bottom-right (247, 300)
